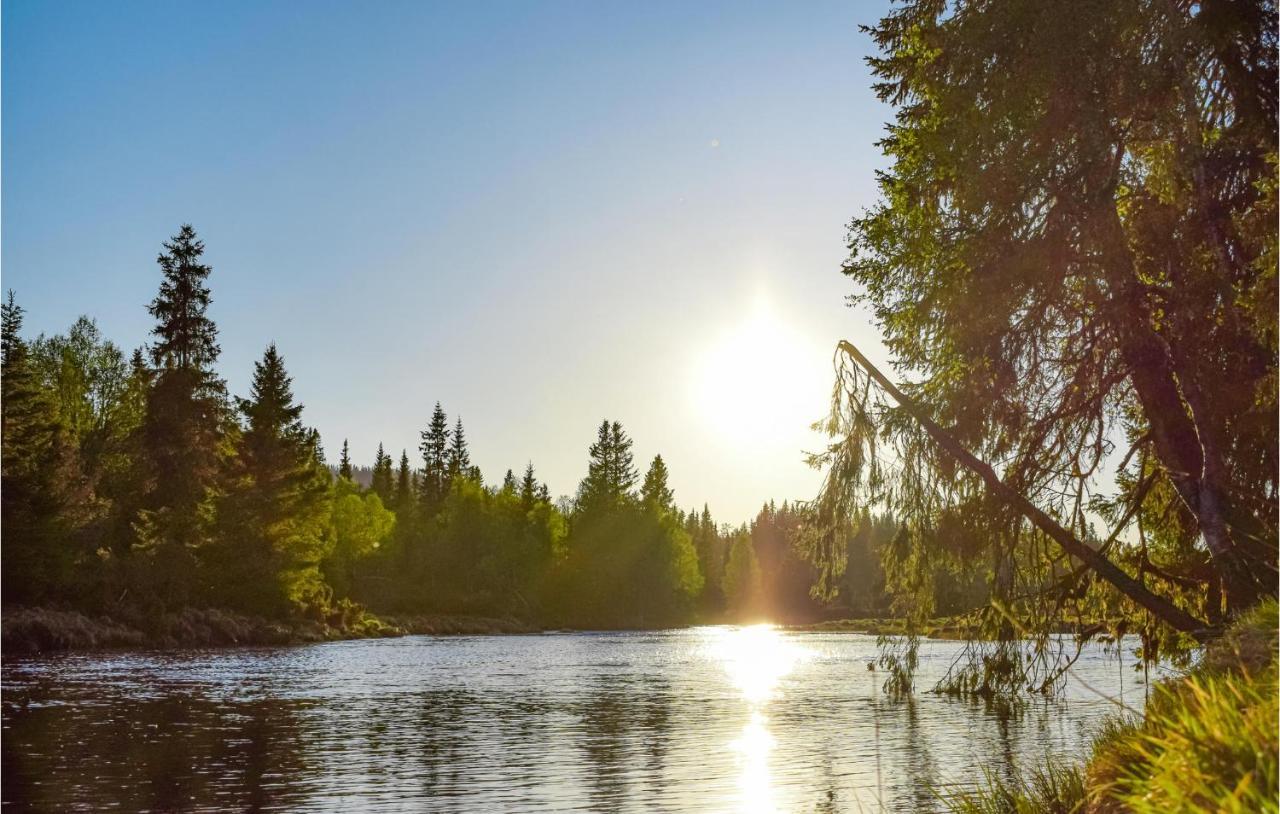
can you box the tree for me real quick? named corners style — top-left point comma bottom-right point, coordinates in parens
top-left (811, 0), bottom-right (1278, 692)
top-left (576, 420), bottom-right (637, 515)
top-left (419, 402), bottom-right (450, 510)
top-left (370, 443), bottom-right (393, 500)
top-left (394, 450), bottom-right (414, 511)
top-left (325, 479), bottom-right (395, 599)
top-left (723, 530), bottom-right (762, 619)
top-left (520, 462), bottom-right (542, 511)
top-left (447, 416), bottom-right (472, 482)
top-left (139, 226), bottom-right (228, 605)
top-left (1, 292), bottom-right (86, 603)
top-left (692, 504), bottom-right (726, 613)
top-left (640, 454), bottom-right (674, 512)
top-left (216, 344), bottom-right (331, 616)
top-left (501, 468), bottom-right (518, 496)
top-left (338, 439), bottom-right (353, 481)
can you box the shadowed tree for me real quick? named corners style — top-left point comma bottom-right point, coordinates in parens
top-left (640, 455), bottom-right (674, 513)
top-left (810, 0), bottom-right (1278, 694)
top-left (0, 292), bottom-right (87, 603)
top-left (419, 402), bottom-right (450, 512)
top-left (137, 225), bottom-right (228, 606)
top-left (338, 439), bottom-right (353, 481)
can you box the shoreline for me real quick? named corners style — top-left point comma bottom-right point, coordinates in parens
top-left (0, 606), bottom-right (538, 656)
top-left (2, 606), bottom-right (1019, 657)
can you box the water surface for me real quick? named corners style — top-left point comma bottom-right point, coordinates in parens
top-left (2, 627), bottom-right (1151, 812)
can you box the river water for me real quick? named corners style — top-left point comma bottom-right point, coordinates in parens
top-left (1, 626), bottom-right (1152, 812)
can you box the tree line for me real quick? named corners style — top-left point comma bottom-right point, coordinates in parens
top-left (2, 225), bottom-right (904, 629)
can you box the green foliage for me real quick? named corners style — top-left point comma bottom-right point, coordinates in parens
top-left (811, 0), bottom-right (1279, 694)
top-left (722, 531), bottom-right (762, 617)
top-left (945, 761), bottom-right (1086, 814)
top-left (1, 230), bottom-right (894, 631)
top-left (945, 602), bottom-right (1280, 814)
top-left (640, 454), bottom-right (673, 511)
top-left (1, 292), bottom-right (88, 604)
top-left (576, 420), bottom-right (637, 514)
top-left (418, 402), bottom-right (450, 511)
top-left (1089, 601), bottom-right (1279, 814)
top-left (214, 344), bottom-right (333, 616)
top-left (325, 479), bottom-right (395, 598)
top-left (551, 501), bottom-right (701, 628)
top-left (337, 439), bottom-right (353, 480)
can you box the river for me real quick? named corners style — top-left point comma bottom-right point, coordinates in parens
top-left (1, 626), bottom-right (1154, 812)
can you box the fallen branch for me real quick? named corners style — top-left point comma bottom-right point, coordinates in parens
top-left (837, 339), bottom-right (1212, 640)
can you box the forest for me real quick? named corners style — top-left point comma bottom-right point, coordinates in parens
top-left (0, 229), bottom-right (911, 635)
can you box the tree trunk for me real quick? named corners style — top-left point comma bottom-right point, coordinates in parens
top-left (1097, 203), bottom-right (1275, 613)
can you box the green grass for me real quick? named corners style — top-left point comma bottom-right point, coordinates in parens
top-left (944, 600), bottom-right (1279, 814)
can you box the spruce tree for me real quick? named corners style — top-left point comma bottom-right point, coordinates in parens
top-left (419, 402), bottom-right (450, 510)
top-left (520, 462), bottom-right (540, 510)
top-left (447, 415), bottom-right (471, 481)
top-left (641, 454), bottom-right (674, 512)
top-left (577, 419), bottom-right (637, 514)
top-left (139, 226), bottom-right (227, 602)
top-left (338, 439), bottom-right (353, 480)
top-left (217, 344), bottom-right (331, 615)
top-left (395, 450), bottom-right (413, 511)
top-left (370, 443), bottom-right (390, 498)
top-left (501, 468), bottom-right (518, 495)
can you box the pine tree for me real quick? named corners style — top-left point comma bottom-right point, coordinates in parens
top-left (447, 416), bottom-right (471, 481)
top-left (139, 226), bottom-right (227, 602)
top-left (419, 402), bottom-right (450, 510)
top-left (217, 344), bottom-right (331, 615)
top-left (501, 468), bottom-right (518, 495)
top-left (641, 454), bottom-right (674, 512)
top-left (338, 439), bottom-right (353, 480)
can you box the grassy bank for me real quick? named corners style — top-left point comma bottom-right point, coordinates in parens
top-left (0, 606), bottom-right (536, 655)
top-left (946, 601), bottom-right (1279, 814)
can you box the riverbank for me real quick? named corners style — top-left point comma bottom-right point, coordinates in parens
top-left (0, 606), bottom-right (537, 655)
top-left (946, 600), bottom-right (1278, 814)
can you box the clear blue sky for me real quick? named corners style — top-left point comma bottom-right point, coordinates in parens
top-left (3, 0), bottom-right (893, 524)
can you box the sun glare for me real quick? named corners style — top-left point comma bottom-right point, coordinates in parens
top-left (712, 624), bottom-right (811, 814)
top-left (691, 301), bottom-right (828, 444)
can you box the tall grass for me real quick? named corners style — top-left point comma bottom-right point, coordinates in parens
top-left (944, 600), bottom-right (1279, 814)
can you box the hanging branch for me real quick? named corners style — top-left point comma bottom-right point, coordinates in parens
top-left (836, 340), bottom-right (1212, 640)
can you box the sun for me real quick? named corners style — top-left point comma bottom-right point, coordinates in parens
top-left (690, 300), bottom-right (829, 444)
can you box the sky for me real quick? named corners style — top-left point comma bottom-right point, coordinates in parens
top-left (3, 0), bottom-right (895, 524)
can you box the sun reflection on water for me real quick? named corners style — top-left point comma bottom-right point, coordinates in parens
top-left (713, 624), bottom-right (811, 813)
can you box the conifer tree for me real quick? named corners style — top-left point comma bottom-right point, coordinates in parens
top-left (139, 226), bottom-right (227, 602)
top-left (1, 292), bottom-right (84, 602)
top-left (501, 468), bottom-right (518, 495)
top-left (641, 454), bottom-right (674, 512)
top-left (370, 443), bottom-right (393, 499)
top-left (447, 416), bottom-right (471, 481)
top-left (338, 439), bottom-right (353, 480)
top-left (520, 462), bottom-right (540, 510)
top-left (576, 419), bottom-right (637, 514)
top-left (217, 344), bottom-right (331, 615)
top-left (419, 402), bottom-right (450, 510)
top-left (395, 450), bottom-right (413, 511)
